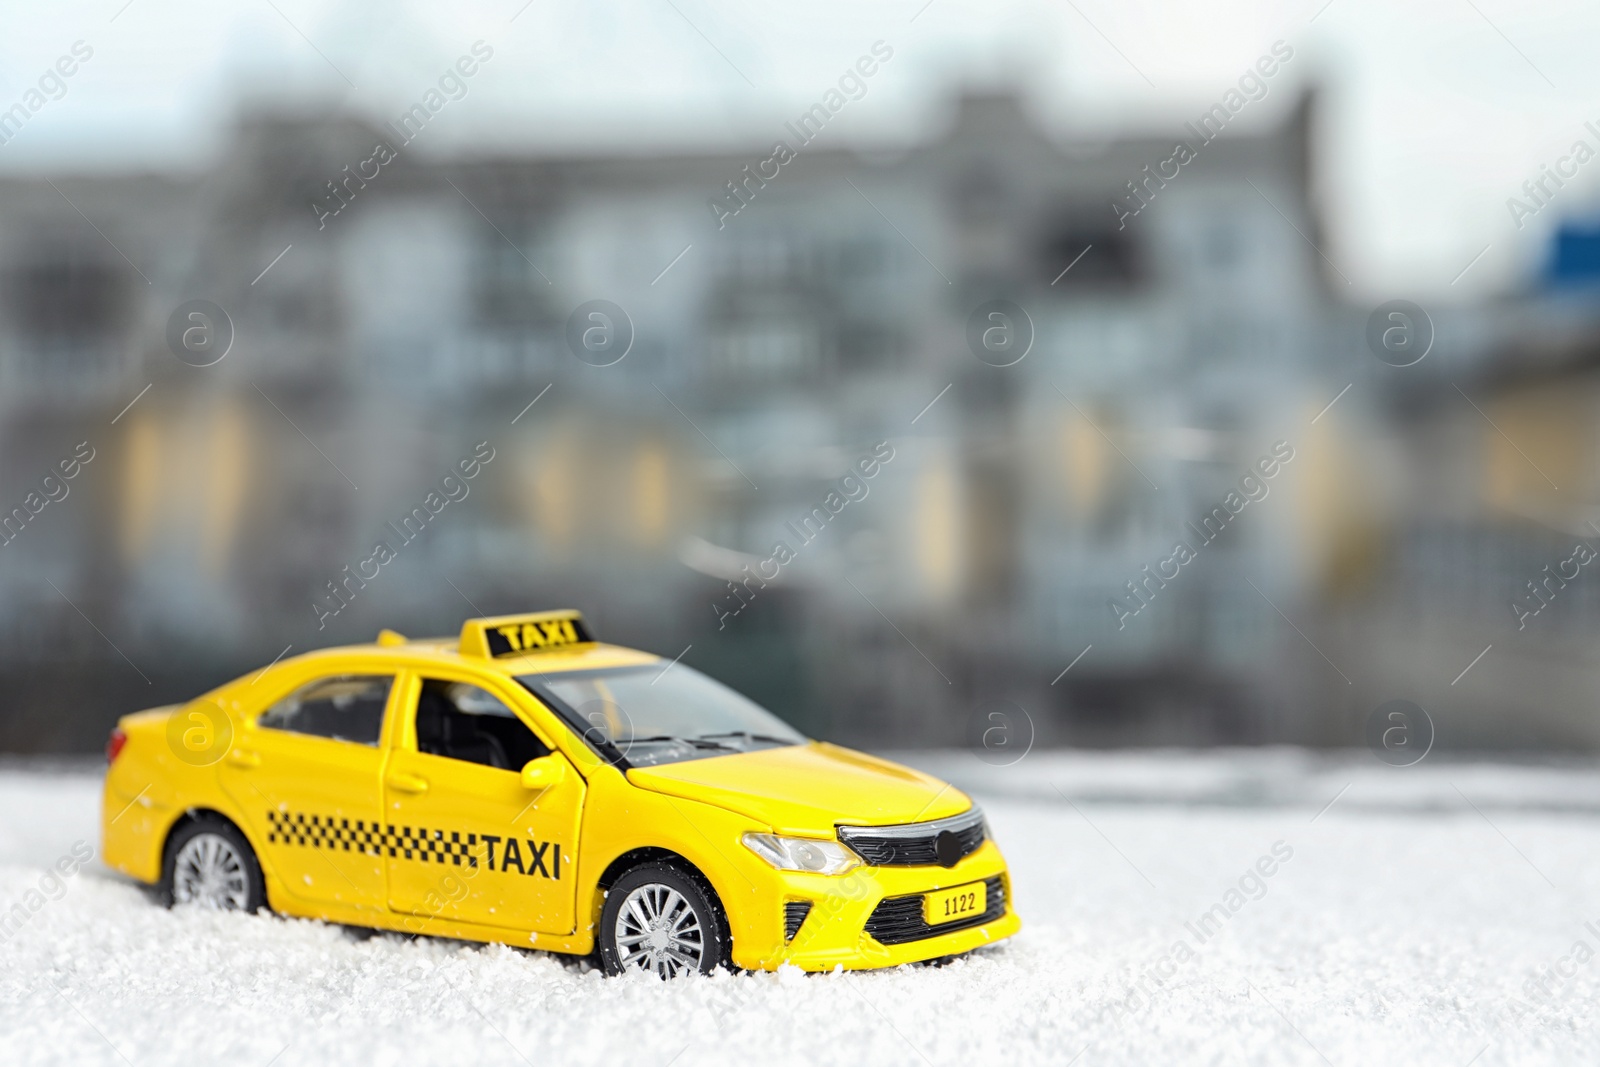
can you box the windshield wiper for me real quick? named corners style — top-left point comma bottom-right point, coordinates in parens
top-left (696, 731), bottom-right (796, 746)
top-left (616, 734), bottom-right (740, 751)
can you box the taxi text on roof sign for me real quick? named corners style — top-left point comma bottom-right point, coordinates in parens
top-left (458, 610), bottom-right (595, 658)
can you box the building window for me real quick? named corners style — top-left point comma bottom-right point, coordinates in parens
top-left (471, 219), bottom-right (556, 330)
top-left (1038, 219), bottom-right (1141, 288)
top-left (8, 243), bottom-right (128, 381)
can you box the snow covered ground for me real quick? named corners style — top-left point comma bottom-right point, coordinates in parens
top-left (6, 750), bottom-right (1600, 1066)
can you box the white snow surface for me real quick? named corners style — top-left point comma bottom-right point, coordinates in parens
top-left (5, 751), bottom-right (1600, 1066)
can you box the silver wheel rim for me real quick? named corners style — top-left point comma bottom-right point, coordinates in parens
top-left (172, 832), bottom-right (250, 910)
top-left (614, 883), bottom-right (705, 978)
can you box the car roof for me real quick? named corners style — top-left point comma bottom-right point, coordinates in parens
top-left (297, 638), bottom-right (659, 673)
top-left (273, 610), bottom-right (660, 679)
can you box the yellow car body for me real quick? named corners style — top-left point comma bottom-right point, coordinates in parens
top-left (101, 610), bottom-right (1020, 972)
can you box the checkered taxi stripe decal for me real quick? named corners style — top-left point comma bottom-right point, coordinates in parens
top-left (266, 810), bottom-right (479, 867)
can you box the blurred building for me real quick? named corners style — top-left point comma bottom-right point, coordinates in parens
top-left (2, 84), bottom-right (1595, 754)
top-left (1347, 282), bottom-right (1600, 751)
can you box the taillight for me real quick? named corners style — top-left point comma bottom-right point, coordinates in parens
top-left (106, 727), bottom-right (127, 764)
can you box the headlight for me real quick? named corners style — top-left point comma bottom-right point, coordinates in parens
top-left (741, 832), bottom-right (860, 875)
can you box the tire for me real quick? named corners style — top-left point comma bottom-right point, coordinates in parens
top-left (598, 861), bottom-right (730, 978)
top-left (160, 815), bottom-right (267, 913)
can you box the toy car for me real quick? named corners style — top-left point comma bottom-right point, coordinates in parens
top-left (102, 610), bottom-right (1019, 975)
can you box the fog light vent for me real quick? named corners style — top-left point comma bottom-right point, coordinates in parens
top-left (783, 900), bottom-right (813, 942)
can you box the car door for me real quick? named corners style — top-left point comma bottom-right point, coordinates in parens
top-left (382, 669), bottom-right (585, 936)
top-left (217, 670), bottom-right (397, 915)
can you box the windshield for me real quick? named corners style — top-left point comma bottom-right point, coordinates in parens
top-left (518, 663), bottom-right (807, 768)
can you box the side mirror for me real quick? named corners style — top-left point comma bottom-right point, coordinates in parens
top-left (520, 754), bottom-right (567, 790)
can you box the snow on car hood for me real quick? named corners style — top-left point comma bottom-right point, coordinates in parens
top-left (623, 741), bottom-right (972, 835)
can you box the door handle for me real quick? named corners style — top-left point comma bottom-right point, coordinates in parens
top-left (226, 749), bottom-right (261, 768)
top-left (386, 771), bottom-right (429, 794)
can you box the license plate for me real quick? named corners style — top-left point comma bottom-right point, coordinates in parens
top-left (923, 881), bottom-right (986, 926)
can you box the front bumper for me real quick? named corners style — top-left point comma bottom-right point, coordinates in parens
top-left (736, 839), bottom-right (1020, 971)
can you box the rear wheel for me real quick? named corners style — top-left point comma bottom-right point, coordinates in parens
top-left (599, 862), bottom-right (729, 978)
top-left (161, 816), bottom-right (266, 912)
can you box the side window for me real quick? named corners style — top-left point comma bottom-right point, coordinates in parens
top-left (414, 679), bottom-right (550, 771)
top-left (259, 675), bottom-right (393, 746)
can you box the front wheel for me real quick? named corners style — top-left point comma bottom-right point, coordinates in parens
top-left (160, 816), bottom-right (267, 912)
top-left (599, 862), bottom-right (730, 978)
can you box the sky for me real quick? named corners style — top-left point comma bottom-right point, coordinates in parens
top-left (0, 0), bottom-right (1596, 300)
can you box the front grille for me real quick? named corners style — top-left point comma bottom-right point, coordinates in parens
top-left (837, 808), bottom-right (986, 867)
top-left (784, 900), bottom-right (812, 942)
top-left (863, 876), bottom-right (1006, 946)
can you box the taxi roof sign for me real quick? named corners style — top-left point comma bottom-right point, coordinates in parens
top-left (459, 610), bottom-right (595, 659)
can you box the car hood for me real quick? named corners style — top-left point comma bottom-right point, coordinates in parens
top-left (624, 741), bottom-right (972, 835)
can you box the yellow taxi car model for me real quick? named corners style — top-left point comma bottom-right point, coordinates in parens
top-left (102, 610), bottom-right (1019, 976)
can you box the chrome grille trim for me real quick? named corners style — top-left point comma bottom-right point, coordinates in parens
top-left (836, 807), bottom-right (986, 867)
